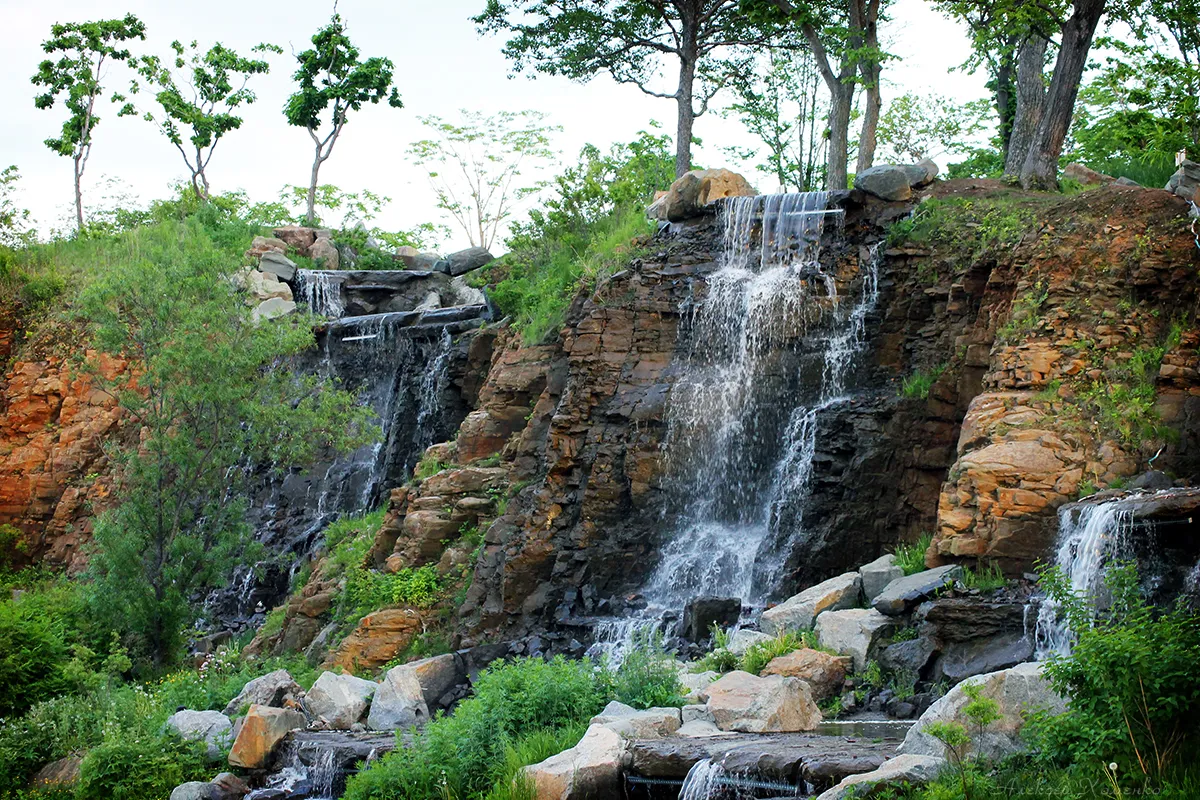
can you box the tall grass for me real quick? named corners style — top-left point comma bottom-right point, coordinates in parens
top-left (892, 533), bottom-right (934, 576)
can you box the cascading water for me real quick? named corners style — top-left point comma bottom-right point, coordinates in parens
top-left (1034, 499), bottom-right (1135, 657)
top-left (297, 270), bottom-right (347, 318)
top-left (594, 192), bottom-right (882, 652)
top-left (678, 759), bottom-right (727, 800)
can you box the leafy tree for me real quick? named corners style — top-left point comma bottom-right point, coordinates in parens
top-left (475, 0), bottom-right (783, 179)
top-left (78, 220), bottom-right (373, 667)
top-left (136, 40), bottom-right (282, 201)
top-left (409, 110), bottom-right (560, 251)
top-left (284, 14), bottom-right (403, 226)
top-left (875, 92), bottom-right (991, 164)
top-left (31, 14), bottom-right (146, 233)
top-left (0, 167), bottom-right (34, 248)
top-left (721, 50), bottom-right (828, 191)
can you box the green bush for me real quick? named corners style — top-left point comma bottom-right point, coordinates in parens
top-left (77, 732), bottom-right (207, 800)
top-left (344, 656), bottom-right (606, 800)
top-left (901, 364), bottom-right (948, 400)
top-left (740, 631), bottom-right (806, 676)
top-left (608, 635), bottom-right (684, 709)
top-left (0, 594), bottom-right (70, 717)
top-left (892, 534), bottom-right (934, 576)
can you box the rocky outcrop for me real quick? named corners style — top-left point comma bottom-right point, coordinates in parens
top-left (324, 608), bottom-right (423, 674)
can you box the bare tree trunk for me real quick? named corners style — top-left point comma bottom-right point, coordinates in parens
top-left (1004, 35), bottom-right (1049, 179)
top-left (995, 50), bottom-right (1016, 162)
top-left (306, 143), bottom-right (322, 226)
top-left (73, 155), bottom-right (85, 234)
top-left (827, 84), bottom-right (854, 190)
top-left (674, 13), bottom-right (699, 179)
top-left (855, 0), bottom-right (882, 173)
top-left (1020, 0), bottom-right (1107, 189)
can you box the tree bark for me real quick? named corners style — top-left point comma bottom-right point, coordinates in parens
top-left (1020, 0), bottom-right (1107, 189)
top-left (73, 155), bottom-right (85, 233)
top-left (855, 0), bottom-right (882, 174)
top-left (674, 8), bottom-right (700, 178)
top-left (828, 84), bottom-right (853, 190)
top-left (1004, 35), bottom-right (1049, 179)
top-left (307, 142), bottom-right (322, 226)
top-left (995, 50), bottom-right (1016, 162)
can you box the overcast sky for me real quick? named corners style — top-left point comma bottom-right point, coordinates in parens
top-left (1, 0), bottom-right (985, 250)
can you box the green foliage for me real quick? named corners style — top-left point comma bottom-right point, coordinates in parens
top-left (136, 39), bottom-right (282, 199)
top-left (482, 722), bottom-right (589, 800)
top-left (77, 733), bottom-right (208, 800)
top-left (0, 593), bottom-right (70, 717)
top-left (415, 452), bottom-right (450, 480)
top-left (901, 364), bottom-right (948, 400)
top-left (946, 147), bottom-right (1006, 180)
top-left (997, 281), bottom-right (1050, 344)
top-left (961, 561), bottom-right (1007, 592)
top-left (877, 92), bottom-right (992, 164)
top-left (75, 217), bottom-right (373, 667)
top-left (607, 634), bottom-right (685, 709)
top-left (887, 196), bottom-right (1050, 277)
top-left (892, 534), bottom-right (934, 576)
top-left (0, 166), bottom-right (35, 249)
top-left (1030, 562), bottom-right (1200, 783)
top-left (340, 565), bottom-right (443, 622)
top-left (739, 631), bottom-right (807, 676)
top-left (410, 110), bottom-right (560, 251)
top-left (343, 656), bottom-right (606, 800)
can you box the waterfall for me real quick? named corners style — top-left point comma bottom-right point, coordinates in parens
top-left (679, 759), bottom-right (727, 800)
top-left (1035, 499), bottom-right (1135, 657)
top-left (297, 270), bottom-right (347, 318)
top-left (594, 192), bottom-right (882, 655)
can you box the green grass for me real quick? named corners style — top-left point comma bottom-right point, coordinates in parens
top-left (886, 195), bottom-right (1053, 266)
top-left (901, 363), bottom-right (949, 400)
top-left (961, 561), bottom-right (1007, 592)
top-left (892, 533), bottom-right (934, 576)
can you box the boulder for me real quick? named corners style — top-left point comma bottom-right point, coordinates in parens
top-left (227, 705), bottom-right (308, 769)
top-left (1113, 176), bottom-right (1141, 187)
top-left (273, 225), bottom-right (317, 252)
top-left (251, 297), bottom-right (297, 323)
top-left (872, 565), bottom-right (962, 615)
top-left (436, 246), bottom-right (494, 277)
top-left (522, 723), bottom-right (621, 800)
top-left (310, 237), bottom-right (340, 270)
top-left (727, 628), bottom-right (773, 655)
top-left (242, 269), bottom-right (294, 304)
top-left (815, 754), bottom-right (947, 800)
top-left (899, 662), bottom-right (1067, 761)
top-left (761, 572), bottom-right (862, 634)
top-left (880, 637), bottom-right (935, 678)
top-left (903, 159), bottom-right (940, 188)
top-left (934, 631), bottom-right (1034, 683)
top-left (165, 709), bottom-right (234, 760)
top-left (29, 756), bottom-right (81, 788)
top-left (367, 663), bottom-right (431, 730)
top-left (170, 783), bottom-right (217, 800)
top-left (1063, 162), bottom-right (1114, 186)
top-left (258, 251), bottom-right (297, 281)
top-left (854, 165), bottom-right (913, 202)
top-left (325, 608), bottom-right (423, 674)
top-left (224, 669), bottom-right (304, 716)
top-left (678, 669), bottom-right (719, 703)
top-left (590, 700), bottom-right (681, 739)
top-left (700, 670), bottom-right (821, 733)
top-left (384, 653), bottom-right (465, 710)
top-left (647, 169), bottom-right (757, 222)
top-left (211, 772), bottom-right (250, 800)
top-left (761, 648), bottom-right (850, 702)
top-left (860, 554), bottom-right (904, 602)
top-left (815, 609), bottom-right (898, 672)
top-left (304, 671), bottom-right (378, 729)
top-left (681, 596), bottom-right (741, 642)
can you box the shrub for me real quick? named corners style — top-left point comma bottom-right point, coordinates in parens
top-left (892, 533), bottom-right (934, 576)
top-left (608, 634), bottom-right (684, 709)
top-left (77, 732), bottom-right (207, 800)
top-left (961, 561), bottom-right (1007, 592)
top-left (0, 594), bottom-right (69, 717)
top-left (740, 631), bottom-right (806, 676)
top-left (901, 364), bottom-right (948, 400)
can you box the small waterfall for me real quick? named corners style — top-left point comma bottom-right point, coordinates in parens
top-left (679, 759), bottom-right (727, 800)
top-left (297, 270), bottom-right (347, 318)
top-left (1035, 499), bottom-right (1135, 657)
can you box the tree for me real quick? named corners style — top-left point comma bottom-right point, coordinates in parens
top-left (31, 14), bottom-right (146, 234)
top-left (79, 221), bottom-right (373, 666)
top-left (721, 50), bottom-right (829, 191)
top-left (474, 0), bottom-right (783, 179)
top-left (409, 110), bottom-right (559, 251)
top-left (876, 92), bottom-right (991, 164)
top-left (284, 14), bottom-right (403, 226)
top-left (137, 40), bottom-right (282, 201)
top-left (0, 167), bottom-right (34, 248)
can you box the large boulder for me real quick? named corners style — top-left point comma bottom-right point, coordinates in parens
top-left (899, 662), bottom-right (1067, 761)
top-left (761, 648), bottom-right (850, 702)
top-left (367, 663), bottom-right (431, 730)
top-left (29, 756), bottom-right (81, 789)
top-left (681, 596), bottom-right (741, 642)
top-left (227, 705), bottom-right (308, 769)
top-left (727, 628), bottom-right (773, 655)
top-left (590, 700), bottom-right (681, 739)
top-left (647, 169), bottom-right (756, 222)
top-left (854, 165), bottom-right (913, 202)
top-left (522, 724), bottom-right (621, 800)
top-left (1063, 162), bottom-right (1115, 186)
top-left (935, 631), bottom-right (1034, 683)
top-left (860, 554), bottom-right (904, 602)
top-left (223, 669), bottom-right (305, 716)
top-left (872, 565), bottom-right (962, 615)
top-left (310, 237), bottom-right (339, 270)
top-left (700, 670), bottom-right (821, 733)
top-left (251, 297), bottom-right (297, 323)
top-left (165, 709), bottom-right (234, 760)
top-left (273, 225), bottom-right (317, 252)
top-left (903, 159), bottom-right (940, 188)
top-left (815, 754), bottom-right (946, 800)
top-left (324, 608), bottom-right (423, 674)
top-left (436, 247), bottom-right (494, 277)
top-left (761, 572), bottom-right (862, 634)
top-left (170, 783), bottom-right (217, 800)
top-left (678, 669), bottom-right (719, 703)
top-left (211, 773), bottom-right (250, 800)
top-left (815, 609), bottom-right (898, 672)
top-left (304, 671), bottom-right (378, 729)
top-left (258, 250), bottom-right (297, 281)
top-left (379, 653), bottom-right (465, 711)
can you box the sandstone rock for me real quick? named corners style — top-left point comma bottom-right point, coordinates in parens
top-left (242, 269), bottom-right (294, 304)
top-left (700, 670), bottom-right (821, 733)
top-left (815, 754), bottom-right (947, 800)
top-left (170, 782), bottom-right (217, 800)
top-left (855, 165), bottom-right (913, 201)
top-left (249, 235), bottom-right (287, 255)
top-left (1063, 162), bottom-right (1114, 186)
top-left (165, 709), bottom-right (233, 759)
top-left (368, 663), bottom-right (431, 730)
top-left (227, 705), bottom-right (307, 769)
top-left (681, 596), bottom-right (741, 642)
top-left (258, 251), bottom-right (297, 281)
top-left (815, 609), bottom-right (898, 671)
top-left (305, 671), bottom-right (377, 729)
top-left (224, 669), bottom-right (305, 716)
top-left (761, 571), bottom-right (862, 634)
top-left (273, 226), bottom-right (317, 253)
top-left (860, 554), bottom-right (904, 602)
top-left (648, 169), bottom-right (756, 222)
top-left (900, 662), bottom-right (1066, 761)
top-left (325, 608), bottom-right (422, 674)
top-left (211, 772), bottom-right (250, 800)
top-left (30, 756), bottom-right (81, 788)
top-left (251, 297), bottom-right (297, 323)
top-left (873, 565), bottom-right (962, 615)
top-left (522, 723), bottom-right (620, 800)
top-left (727, 628), bottom-right (773, 655)
top-left (310, 237), bottom-right (340, 270)
top-left (436, 247), bottom-right (494, 277)
top-left (761, 648), bottom-right (850, 701)
top-left (590, 700), bottom-right (681, 739)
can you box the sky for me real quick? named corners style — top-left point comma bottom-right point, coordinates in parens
top-left (0, 0), bottom-right (986, 251)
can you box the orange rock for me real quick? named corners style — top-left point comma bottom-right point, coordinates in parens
top-left (324, 608), bottom-right (422, 674)
top-left (227, 705), bottom-right (307, 769)
top-left (760, 649), bottom-right (850, 702)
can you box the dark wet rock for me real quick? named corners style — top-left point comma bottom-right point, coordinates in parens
top-left (681, 596), bottom-right (741, 642)
top-left (934, 630), bottom-right (1034, 683)
top-left (436, 247), bottom-right (494, 277)
top-left (880, 637), bottom-right (934, 677)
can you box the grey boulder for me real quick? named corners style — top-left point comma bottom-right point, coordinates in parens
top-left (855, 165), bottom-right (914, 202)
top-left (165, 709), bottom-right (233, 760)
top-left (258, 251), bottom-right (297, 281)
top-left (223, 669), bottom-right (304, 716)
top-left (436, 247), bottom-right (494, 277)
top-left (304, 671), bottom-right (377, 729)
top-left (761, 572), bottom-right (862, 634)
top-left (873, 565), bottom-right (962, 615)
top-left (367, 664), bottom-right (430, 730)
top-left (860, 553), bottom-right (904, 602)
